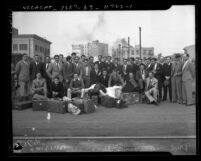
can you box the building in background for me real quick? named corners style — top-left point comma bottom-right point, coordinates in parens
top-left (12, 27), bottom-right (51, 62)
top-left (112, 44), bottom-right (154, 60)
top-left (72, 40), bottom-right (108, 61)
top-left (183, 45), bottom-right (195, 60)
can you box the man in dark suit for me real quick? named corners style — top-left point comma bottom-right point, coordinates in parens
top-left (90, 63), bottom-right (101, 85)
top-left (129, 57), bottom-right (139, 80)
top-left (30, 54), bottom-right (43, 84)
top-left (152, 57), bottom-right (164, 101)
top-left (146, 57), bottom-right (154, 73)
top-left (99, 70), bottom-right (109, 87)
top-left (42, 56), bottom-right (52, 97)
top-left (122, 58), bottom-right (133, 81)
top-left (95, 55), bottom-right (104, 72)
top-left (113, 58), bottom-right (122, 76)
top-left (162, 56), bottom-right (172, 101)
top-left (105, 56), bottom-right (114, 75)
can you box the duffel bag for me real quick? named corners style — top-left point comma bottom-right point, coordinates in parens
top-left (100, 95), bottom-right (117, 108)
top-left (47, 99), bottom-right (67, 114)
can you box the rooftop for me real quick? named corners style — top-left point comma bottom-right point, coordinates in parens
top-left (12, 34), bottom-right (52, 44)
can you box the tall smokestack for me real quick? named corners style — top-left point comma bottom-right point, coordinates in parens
top-left (128, 37), bottom-right (130, 58)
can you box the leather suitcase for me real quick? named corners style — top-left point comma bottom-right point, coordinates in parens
top-left (91, 95), bottom-right (98, 105)
top-left (122, 92), bottom-right (140, 105)
top-left (32, 100), bottom-right (48, 111)
top-left (12, 101), bottom-right (32, 110)
top-left (83, 99), bottom-right (95, 113)
top-left (71, 98), bottom-right (85, 113)
top-left (47, 99), bottom-right (67, 114)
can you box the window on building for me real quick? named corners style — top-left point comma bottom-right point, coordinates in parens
top-left (143, 50), bottom-right (146, 55)
top-left (40, 46), bottom-right (42, 52)
top-left (132, 51), bottom-right (134, 55)
top-left (47, 49), bottom-right (50, 54)
top-left (136, 50), bottom-right (139, 55)
top-left (19, 44), bottom-right (28, 50)
top-left (35, 45), bottom-right (38, 51)
top-left (13, 44), bottom-right (18, 51)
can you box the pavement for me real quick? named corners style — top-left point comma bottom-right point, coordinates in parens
top-left (12, 101), bottom-right (196, 154)
top-left (12, 101), bottom-right (196, 137)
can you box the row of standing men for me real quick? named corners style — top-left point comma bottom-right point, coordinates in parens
top-left (12, 52), bottom-right (195, 105)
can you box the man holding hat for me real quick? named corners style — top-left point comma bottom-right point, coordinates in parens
top-left (171, 53), bottom-right (183, 104)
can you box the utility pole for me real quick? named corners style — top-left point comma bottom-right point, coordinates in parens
top-left (128, 37), bottom-right (130, 58)
top-left (139, 27), bottom-right (142, 59)
top-left (118, 44), bottom-right (121, 59)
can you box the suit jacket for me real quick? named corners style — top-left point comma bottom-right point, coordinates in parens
top-left (95, 61), bottom-right (105, 71)
top-left (15, 60), bottom-right (30, 82)
top-left (47, 62), bottom-right (63, 81)
top-left (42, 62), bottom-right (51, 79)
top-left (29, 61), bottom-right (43, 81)
top-left (81, 64), bottom-right (92, 78)
top-left (132, 63), bottom-right (139, 77)
top-left (106, 62), bottom-right (114, 74)
top-left (136, 70), bottom-right (148, 81)
top-left (73, 62), bottom-right (83, 76)
top-left (171, 60), bottom-right (183, 77)
top-left (153, 63), bottom-right (163, 81)
top-left (182, 60), bottom-right (195, 81)
top-left (90, 69), bottom-right (101, 85)
top-left (146, 63), bottom-right (154, 73)
top-left (99, 74), bottom-right (109, 87)
top-left (145, 77), bottom-right (158, 91)
top-left (62, 62), bottom-right (75, 81)
top-left (163, 63), bottom-right (172, 77)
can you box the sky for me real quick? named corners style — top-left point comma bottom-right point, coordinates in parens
top-left (12, 5), bottom-right (195, 57)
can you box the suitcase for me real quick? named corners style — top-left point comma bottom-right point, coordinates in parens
top-left (71, 98), bottom-right (85, 113)
top-left (91, 95), bottom-right (98, 105)
top-left (122, 92), bottom-right (140, 105)
top-left (83, 99), bottom-right (95, 113)
top-left (32, 100), bottom-right (48, 111)
top-left (72, 98), bottom-right (95, 114)
top-left (47, 99), bottom-right (67, 114)
top-left (100, 96), bottom-right (117, 108)
top-left (12, 101), bottom-right (32, 110)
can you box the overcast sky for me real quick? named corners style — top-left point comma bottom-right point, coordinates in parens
top-left (12, 5), bottom-right (195, 57)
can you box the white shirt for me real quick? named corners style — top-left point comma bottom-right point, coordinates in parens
top-left (85, 66), bottom-right (89, 76)
top-left (154, 63), bottom-right (157, 70)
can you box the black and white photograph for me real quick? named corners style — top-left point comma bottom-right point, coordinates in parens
top-left (11, 5), bottom-right (196, 155)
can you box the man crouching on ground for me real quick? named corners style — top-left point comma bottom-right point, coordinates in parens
top-left (145, 72), bottom-right (159, 105)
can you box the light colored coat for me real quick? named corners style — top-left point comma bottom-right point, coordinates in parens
top-left (182, 60), bottom-right (195, 81)
top-left (47, 62), bottom-right (63, 81)
top-left (145, 77), bottom-right (158, 91)
top-left (15, 60), bottom-right (30, 82)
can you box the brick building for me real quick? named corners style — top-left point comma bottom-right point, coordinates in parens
top-left (12, 27), bottom-right (51, 62)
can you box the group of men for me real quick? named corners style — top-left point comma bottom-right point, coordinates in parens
top-left (12, 52), bottom-right (195, 106)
